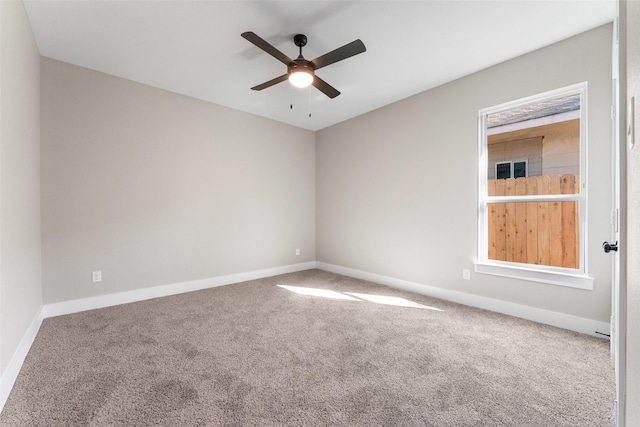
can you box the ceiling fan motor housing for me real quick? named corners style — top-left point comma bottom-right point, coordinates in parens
top-left (289, 59), bottom-right (315, 75)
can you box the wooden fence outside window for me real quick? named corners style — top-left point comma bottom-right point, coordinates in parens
top-left (487, 174), bottom-right (579, 269)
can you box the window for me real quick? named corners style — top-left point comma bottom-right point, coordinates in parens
top-left (476, 83), bottom-right (592, 289)
top-left (496, 160), bottom-right (528, 179)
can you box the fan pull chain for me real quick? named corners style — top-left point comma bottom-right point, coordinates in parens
top-left (289, 86), bottom-right (312, 117)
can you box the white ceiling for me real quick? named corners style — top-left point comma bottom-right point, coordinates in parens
top-left (23, 0), bottom-right (615, 131)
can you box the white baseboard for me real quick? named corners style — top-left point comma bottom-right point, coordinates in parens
top-left (0, 308), bottom-right (43, 413)
top-left (42, 261), bottom-right (317, 319)
top-left (316, 262), bottom-right (610, 338)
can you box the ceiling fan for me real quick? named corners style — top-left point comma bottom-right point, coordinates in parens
top-left (241, 32), bottom-right (366, 99)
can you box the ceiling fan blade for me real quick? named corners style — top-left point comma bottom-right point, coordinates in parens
top-left (310, 39), bottom-right (366, 70)
top-left (241, 32), bottom-right (294, 66)
top-left (312, 76), bottom-right (341, 99)
top-left (251, 74), bottom-right (289, 91)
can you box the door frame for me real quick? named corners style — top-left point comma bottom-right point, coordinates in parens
top-left (613, 1), bottom-right (627, 425)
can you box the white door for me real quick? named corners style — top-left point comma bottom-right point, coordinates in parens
top-left (615, 1), bottom-right (640, 425)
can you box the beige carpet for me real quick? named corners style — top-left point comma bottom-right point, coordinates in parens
top-left (1, 269), bottom-right (614, 426)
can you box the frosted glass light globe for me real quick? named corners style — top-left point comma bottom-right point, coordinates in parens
top-left (289, 71), bottom-right (313, 88)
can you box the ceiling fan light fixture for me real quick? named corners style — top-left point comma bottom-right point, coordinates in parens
top-left (289, 69), bottom-right (314, 88)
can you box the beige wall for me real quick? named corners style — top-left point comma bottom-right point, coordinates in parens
top-left (317, 24), bottom-right (612, 322)
top-left (0, 1), bottom-right (42, 376)
top-left (41, 59), bottom-right (316, 303)
top-left (625, 0), bottom-right (640, 423)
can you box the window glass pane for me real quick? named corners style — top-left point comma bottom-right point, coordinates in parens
top-left (487, 201), bottom-right (580, 269)
top-left (513, 161), bottom-right (527, 178)
top-left (486, 94), bottom-right (580, 196)
top-left (496, 162), bottom-right (511, 180)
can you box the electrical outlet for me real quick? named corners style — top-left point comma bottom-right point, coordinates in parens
top-left (92, 271), bottom-right (102, 283)
top-left (295, 248), bottom-right (301, 256)
top-left (462, 269), bottom-right (471, 280)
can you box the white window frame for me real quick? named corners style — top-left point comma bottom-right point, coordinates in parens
top-left (476, 83), bottom-right (593, 290)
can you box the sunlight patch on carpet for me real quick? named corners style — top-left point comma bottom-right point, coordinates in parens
top-left (277, 285), bottom-right (442, 311)
top-left (277, 285), bottom-right (361, 301)
top-left (344, 292), bottom-right (443, 311)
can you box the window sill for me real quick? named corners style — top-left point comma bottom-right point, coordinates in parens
top-left (474, 262), bottom-right (594, 290)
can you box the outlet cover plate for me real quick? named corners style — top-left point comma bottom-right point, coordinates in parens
top-left (92, 271), bottom-right (102, 283)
